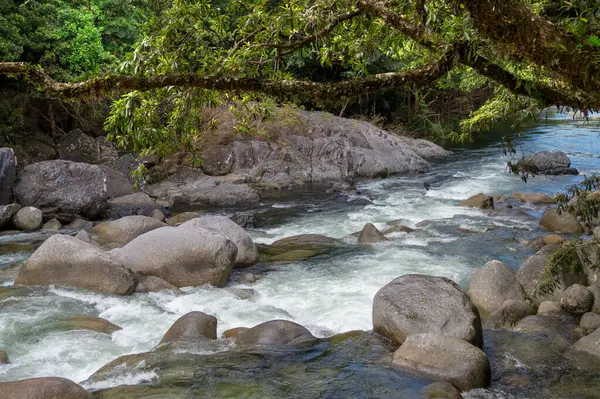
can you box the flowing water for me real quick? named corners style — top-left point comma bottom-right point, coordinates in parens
top-left (1, 113), bottom-right (600, 397)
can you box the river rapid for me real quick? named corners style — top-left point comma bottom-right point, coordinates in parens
top-left (1, 113), bottom-right (600, 397)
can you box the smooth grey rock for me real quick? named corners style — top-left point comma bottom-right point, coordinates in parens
top-left (357, 223), bottom-right (388, 244)
top-left (517, 151), bottom-right (578, 175)
top-left (0, 203), bottom-right (21, 229)
top-left (112, 226), bottom-right (237, 288)
top-left (580, 312), bottom-right (600, 330)
top-left (561, 284), bottom-right (593, 315)
top-left (12, 206), bottom-right (43, 231)
top-left (373, 274), bottom-right (482, 347)
top-left (42, 219), bottom-right (61, 231)
top-left (15, 234), bottom-right (137, 295)
top-left (539, 208), bottom-right (583, 234)
top-left (0, 377), bottom-right (90, 399)
top-left (235, 320), bottom-right (317, 346)
top-left (91, 215), bottom-right (166, 248)
top-left (392, 333), bottom-right (490, 392)
top-left (0, 148), bottom-right (16, 205)
top-left (467, 260), bottom-right (526, 319)
top-left (159, 312), bottom-right (217, 344)
top-left (181, 216), bottom-right (258, 268)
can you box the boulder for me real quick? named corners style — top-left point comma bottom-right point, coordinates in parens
top-left (12, 206), bottom-right (43, 231)
top-left (0, 377), bottom-right (90, 399)
top-left (112, 226), bottom-right (237, 288)
top-left (159, 311), bottom-right (217, 344)
top-left (372, 274), bottom-right (483, 347)
top-left (514, 315), bottom-right (578, 345)
top-left (580, 312), bottom-right (600, 330)
top-left (539, 208), bottom-right (583, 234)
top-left (459, 193), bottom-right (494, 209)
top-left (0, 203), bottom-right (20, 229)
top-left (509, 192), bottom-right (555, 204)
top-left (42, 218), bottom-right (61, 231)
top-left (235, 320), bottom-right (317, 346)
top-left (15, 234), bottom-right (137, 295)
top-left (561, 284), bottom-right (593, 315)
top-left (571, 328), bottom-right (600, 358)
top-left (487, 300), bottom-right (536, 328)
top-left (467, 260), bottom-right (526, 319)
top-left (57, 129), bottom-right (118, 164)
top-left (135, 276), bottom-right (182, 293)
top-left (14, 160), bottom-right (132, 219)
top-left (180, 216), bottom-right (258, 268)
top-left (538, 301), bottom-right (567, 316)
top-left (517, 151), bottom-right (578, 175)
top-left (0, 147), bottom-right (16, 205)
top-left (391, 333), bottom-right (490, 392)
top-left (357, 223), bottom-right (389, 244)
top-left (91, 215), bottom-right (166, 248)
top-left (0, 349), bottom-right (8, 364)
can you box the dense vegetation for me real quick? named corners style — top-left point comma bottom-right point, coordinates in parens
top-left (1, 0), bottom-right (599, 159)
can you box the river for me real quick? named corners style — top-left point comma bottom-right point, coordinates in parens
top-left (1, 112), bottom-right (599, 397)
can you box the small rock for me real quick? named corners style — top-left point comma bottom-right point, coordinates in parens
top-left (150, 209), bottom-right (166, 222)
top-left (0, 350), bottom-right (8, 364)
top-left (42, 219), bottom-right (61, 231)
top-left (235, 320), bottom-right (317, 346)
top-left (460, 193), bottom-right (494, 209)
top-left (391, 333), bottom-right (490, 392)
top-left (222, 327), bottom-right (249, 339)
top-left (0, 377), bottom-right (91, 399)
top-left (538, 301), bottom-right (567, 316)
top-left (0, 203), bottom-right (21, 229)
top-left (159, 311), bottom-right (217, 344)
top-left (12, 206), bottom-right (43, 231)
top-left (68, 218), bottom-right (93, 230)
top-left (357, 223), bottom-right (388, 244)
top-left (580, 312), bottom-right (600, 330)
top-left (561, 284), bottom-right (594, 315)
top-left (539, 208), bottom-right (583, 234)
top-left (543, 235), bottom-right (564, 245)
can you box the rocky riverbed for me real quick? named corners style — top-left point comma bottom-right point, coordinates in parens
top-left (1, 112), bottom-right (600, 398)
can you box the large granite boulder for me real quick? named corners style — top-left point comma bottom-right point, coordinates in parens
top-left (57, 129), bottom-right (118, 164)
top-left (14, 160), bottom-right (133, 219)
top-left (180, 216), bottom-right (258, 268)
top-left (159, 311), bottom-right (217, 344)
top-left (235, 320), bottom-right (317, 346)
top-left (517, 151), bottom-right (578, 175)
top-left (392, 333), bottom-right (490, 392)
top-left (467, 260), bottom-right (526, 319)
top-left (373, 274), bottom-right (483, 347)
top-left (0, 377), bottom-right (90, 399)
top-left (112, 226), bottom-right (237, 288)
top-left (539, 208), bottom-right (583, 234)
top-left (91, 215), bottom-right (166, 248)
top-left (0, 147), bottom-right (16, 205)
top-left (12, 206), bottom-right (43, 231)
top-left (15, 234), bottom-right (137, 295)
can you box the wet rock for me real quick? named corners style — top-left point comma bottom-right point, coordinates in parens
top-left (112, 226), bottom-right (237, 288)
top-left (0, 203), bottom-right (21, 229)
top-left (373, 274), bottom-right (483, 347)
top-left (15, 234), bottom-right (137, 295)
top-left (222, 327), bottom-right (249, 339)
top-left (421, 381), bottom-right (463, 399)
top-left (571, 328), bottom-right (600, 357)
top-left (12, 206), bottom-right (43, 231)
top-left (181, 216), bottom-right (258, 268)
top-left (15, 160), bottom-right (130, 219)
top-left (42, 218), bottom-right (61, 231)
top-left (75, 230), bottom-right (92, 243)
top-left (104, 192), bottom-right (166, 219)
top-left (167, 211), bottom-right (206, 226)
top-left (538, 301), bottom-right (567, 316)
top-left (467, 260), bottom-right (526, 319)
top-left (544, 234), bottom-right (564, 245)
top-left (487, 300), bottom-right (536, 328)
top-left (68, 218), bottom-right (94, 230)
top-left (539, 208), bottom-right (583, 234)
top-left (159, 312), bottom-right (218, 344)
top-left (357, 223), bottom-right (388, 244)
top-left (57, 129), bottom-right (118, 164)
top-left (0, 377), bottom-right (90, 399)
top-left (514, 315), bottom-right (578, 345)
top-left (580, 312), bottom-right (600, 330)
top-left (0, 147), bottom-right (16, 205)
top-left (459, 193), bottom-right (494, 209)
top-left (91, 215), bottom-right (166, 248)
top-left (0, 350), bottom-right (8, 364)
top-left (235, 320), bottom-right (317, 346)
top-left (150, 209), bottom-right (166, 222)
top-left (136, 276), bottom-right (182, 293)
top-left (561, 284), bottom-right (593, 315)
top-left (517, 151), bottom-right (578, 175)
top-left (509, 192), bottom-right (555, 204)
top-left (391, 333), bottom-right (490, 392)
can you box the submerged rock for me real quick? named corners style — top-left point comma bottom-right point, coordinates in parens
top-left (91, 215), bottom-right (166, 248)
top-left (159, 312), bottom-right (218, 344)
top-left (0, 147), bottom-right (16, 205)
top-left (12, 206), bottom-right (43, 231)
top-left (357, 223), bottom-right (388, 244)
top-left (15, 234), bottom-right (137, 295)
top-left (373, 274), bottom-right (483, 347)
top-left (181, 216), bottom-right (258, 268)
top-left (459, 193), bottom-right (494, 209)
top-left (561, 284), bottom-right (593, 315)
top-left (392, 333), bottom-right (490, 392)
top-left (235, 320), bottom-right (317, 346)
top-left (112, 226), bottom-right (237, 288)
top-left (539, 208), bottom-right (583, 234)
top-left (0, 377), bottom-right (90, 399)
